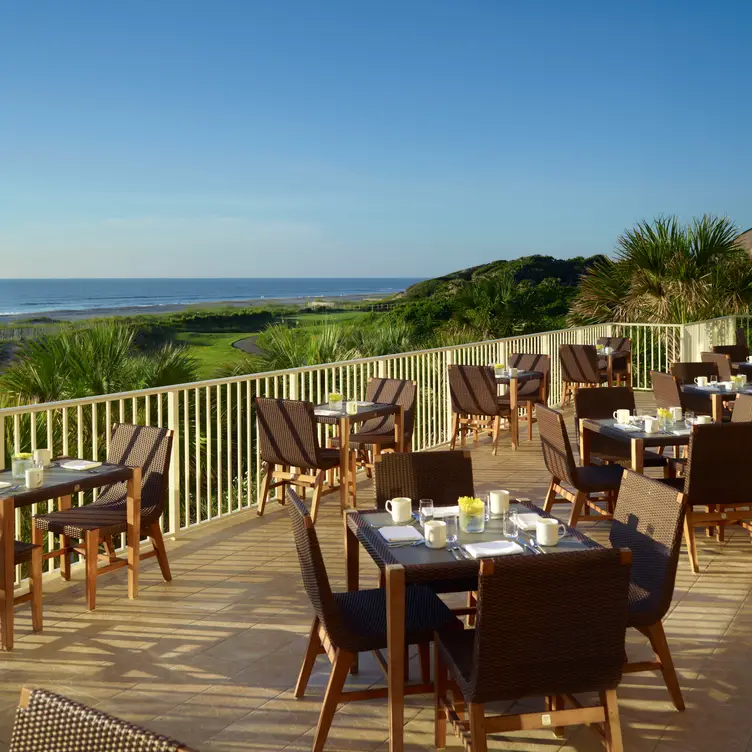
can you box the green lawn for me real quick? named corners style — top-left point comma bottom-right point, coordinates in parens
top-left (176, 331), bottom-right (256, 379)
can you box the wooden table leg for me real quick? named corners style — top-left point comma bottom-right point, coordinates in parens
top-left (0, 496), bottom-right (15, 650)
top-left (338, 417), bottom-right (351, 511)
top-left (394, 406), bottom-right (405, 453)
top-left (711, 394), bottom-right (723, 423)
top-left (510, 378), bottom-right (519, 450)
top-left (386, 564), bottom-right (406, 752)
top-left (607, 354), bottom-right (614, 387)
top-left (127, 467), bottom-right (142, 600)
top-left (631, 438), bottom-right (645, 473)
top-left (580, 422), bottom-right (591, 466)
top-left (344, 511), bottom-right (360, 674)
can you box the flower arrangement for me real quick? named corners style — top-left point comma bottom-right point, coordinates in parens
top-left (458, 496), bottom-right (486, 533)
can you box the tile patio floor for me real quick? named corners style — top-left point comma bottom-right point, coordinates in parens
top-left (2, 394), bottom-right (752, 751)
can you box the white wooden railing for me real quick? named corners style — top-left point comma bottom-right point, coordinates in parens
top-left (0, 316), bottom-right (740, 584)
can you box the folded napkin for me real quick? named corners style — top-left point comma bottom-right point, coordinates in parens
top-left (463, 540), bottom-right (524, 559)
top-left (314, 408), bottom-right (342, 416)
top-left (515, 513), bottom-right (541, 531)
top-left (357, 401), bottom-right (374, 406)
top-left (432, 505), bottom-right (459, 518)
top-left (719, 382), bottom-right (734, 390)
top-left (0, 481), bottom-right (14, 490)
top-left (60, 460), bottom-right (102, 471)
top-left (612, 423), bottom-right (639, 432)
top-left (378, 526), bottom-right (423, 543)
top-left (670, 427), bottom-right (690, 436)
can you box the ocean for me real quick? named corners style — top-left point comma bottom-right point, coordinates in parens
top-left (0, 278), bottom-right (420, 319)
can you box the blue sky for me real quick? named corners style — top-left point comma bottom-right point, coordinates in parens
top-left (1, 0), bottom-right (749, 278)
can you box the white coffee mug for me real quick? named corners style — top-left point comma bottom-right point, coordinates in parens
top-left (670, 406), bottom-right (683, 422)
top-left (536, 518), bottom-right (566, 546)
top-left (423, 520), bottom-right (447, 549)
top-left (33, 448), bottom-right (52, 467)
top-left (747, 356), bottom-right (752, 363)
top-left (696, 415), bottom-right (712, 425)
top-left (385, 497), bottom-right (412, 523)
top-left (694, 376), bottom-right (708, 387)
top-left (508, 367), bottom-right (518, 377)
top-left (489, 489), bottom-right (510, 516)
top-left (643, 416), bottom-right (658, 434)
top-left (613, 409), bottom-right (630, 424)
top-left (25, 466), bottom-right (44, 489)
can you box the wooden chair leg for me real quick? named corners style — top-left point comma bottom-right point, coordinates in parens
top-left (418, 642), bottom-right (431, 683)
top-left (491, 415), bottom-right (501, 455)
top-left (103, 535), bottom-right (118, 564)
top-left (543, 479), bottom-right (558, 513)
top-left (468, 703), bottom-right (488, 752)
top-left (569, 491), bottom-right (586, 528)
top-left (644, 621), bottom-right (685, 711)
top-left (466, 591), bottom-right (477, 627)
top-left (602, 688), bottom-right (624, 752)
top-left (257, 462), bottom-right (273, 517)
top-left (295, 617), bottom-right (322, 698)
top-left (30, 545), bottom-right (43, 633)
top-left (683, 513), bottom-right (700, 573)
top-left (310, 472), bottom-right (325, 524)
top-left (84, 530), bottom-right (99, 611)
top-left (450, 413), bottom-right (459, 450)
top-left (149, 522), bottom-right (172, 582)
top-left (312, 648), bottom-right (354, 752)
top-left (527, 402), bottom-right (534, 441)
top-left (434, 643), bottom-right (448, 749)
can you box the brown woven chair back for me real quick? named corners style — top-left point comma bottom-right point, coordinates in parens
top-left (536, 404), bottom-right (578, 486)
top-left (701, 352), bottom-right (732, 381)
top-left (95, 424), bottom-right (173, 525)
top-left (559, 344), bottom-right (600, 385)
top-left (651, 371), bottom-right (683, 410)
top-left (573, 386), bottom-right (635, 455)
top-left (256, 398), bottom-right (324, 470)
top-left (509, 353), bottom-right (550, 399)
top-left (684, 423), bottom-right (752, 504)
top-left (736, 327), bottom-right (748, 348)
top-left (713, 344), bottom-right (749, 363)
top-left (448, 365), bottom-right (499, 416)
top-left (610, 471), bottom-right (686, 625)
top-left (10, 687), bottom-right (192, 751)
top-left (468, 549), bottom-right (630, 703)
top-left (732, 394), bottom-right (752, 423)
top-left (359, 377), bottom-right (417, 443)
top-left (374, 451), bottom-right (474, 510)
top-left (287, 488), bottom-right (348, 648)
top-left (671, 361), bottom-right (718, 384)
top-left (596, 336), bottom-right (632, 353)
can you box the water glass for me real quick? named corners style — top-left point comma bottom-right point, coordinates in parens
top-left (444, 515), bottom-right (458, 546)
top-left (710, 374), bottom-right (718, 386)
top-left (345, 400), bottom-right (358, 416)
top-left (418, 499), bottom-right (434, 528)
top-left (502, 510), bottom-right (521, 539)
top-left (684, 410), bottom-right (695, 428)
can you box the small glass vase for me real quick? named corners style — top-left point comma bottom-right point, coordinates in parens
top-left (459, 509), bottom-right (486, 534)
top-left (12, 453), bottom-right (33, 480)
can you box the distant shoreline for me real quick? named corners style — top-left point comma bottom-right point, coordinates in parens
top-left (0, 292), bottom-right (398, 324)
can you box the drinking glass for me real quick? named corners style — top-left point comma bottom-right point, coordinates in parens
top-left (684, 410), bottom-right (695, 428)
top-left (710, 374), bottom-right (718, 386)
top-left (346, 400), bottom-right (358, 416)
top-left (500, 511), bottom-right (518, 539)
top-left (418, 499), bottom-right (434, 528)
top-left (444, 515), bottom-right (458, 546)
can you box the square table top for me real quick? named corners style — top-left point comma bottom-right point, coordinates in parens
top-left (0, 459), bottom-right (133, 508)
top-left (494, 369), bottom-right (543, 384)
top-left (313, 401), bottom-right (399, 425)
top-left (581, 417), bottom-right (691, 448)
top-left (347, 500), bottom-right (598, 586)
top-left (681, 383), bottom-right (752, 398)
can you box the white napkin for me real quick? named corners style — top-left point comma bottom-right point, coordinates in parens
top-left (432, 505), bottom-right (459, 518)
top-left (719, 382), bottom-right (733, 390)
top-left (463, 540), bottom-right (524, 559)
top-left (314, 409), bottom-right (342, 416)
top-left (612, 423), bottom-right (639, 432)
top-left (515, 513), bottom-right (541, 531)
top-left (60, 460), bottom-right (102, 471)
top-left (670, 427), bottom-right (690, 436)
top-left (0, 481), bottom-right (14, 490)
top-left (378, 526), bottom-right (423, 543)
top-left (357, 401), bottom-right (374, 406)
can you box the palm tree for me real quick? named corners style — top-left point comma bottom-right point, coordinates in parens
top-left (571, 215), bottom-right (752, 324)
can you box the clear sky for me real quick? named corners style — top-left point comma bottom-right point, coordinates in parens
top-left (1, 0), bottom-right (749, 278)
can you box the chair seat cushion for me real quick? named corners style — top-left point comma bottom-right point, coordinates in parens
top-left (332, 585), bottom-right (461, 653)
top-left (576, 464), bottom-right (624, 492)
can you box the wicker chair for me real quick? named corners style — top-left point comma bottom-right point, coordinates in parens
top-left (732, 393), bottom-right (752, 422)
top-left (597, 336), bottom-right (633, 386)
top-left (701, 351), bottom-right (732, 381)
top-left (374, 450), bottom-right (473, 510)
top-left (10, 687), bottom-right (193, 751)
top-left (713, 343), bottom-right (749, 364)
top-left (33, 424), bottom-right (173, 611)
top-left (288, 490), bottom-right (460, 752)
top-left (256, 398), bottom-right (341, 524)
top-left (434, 549), bottom-right (632, 752)
top-left (538, 404), bottom-right (623, 526)
top-left (330, 377), bottom-right (416, 476)
top-left (574, 386), bottom-right (671, 474)
top-left (611, 471), bottom-right (686, 711)
top-left (668, 422), bottom-right (752, 572)
top-left (559, 344), bottom-right (607, 405)
top-left (669, 364), bottom-right (715, 416)
top-left (736, 327), bottom-right (748, 349)
top-left (448, 365), bottom-right (511, 455)
top-left (498, 353), bottom-right (550, 441)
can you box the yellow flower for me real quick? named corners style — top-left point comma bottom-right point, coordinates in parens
top-left (458, 496), bottom-right (485, 515)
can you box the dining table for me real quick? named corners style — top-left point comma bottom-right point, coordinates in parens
top-left (495, 369), bottom-right (545, 450)
top-left (680, 382), bottom-right (752, 423)
top-left (580, 417), bottom-right (691, 473)
top-left (0, 458), bottom-right (139, 650)
top-left (314, 402), bottom-right (404, 510)
top-left (344, 501), bottom-right (599, 752)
